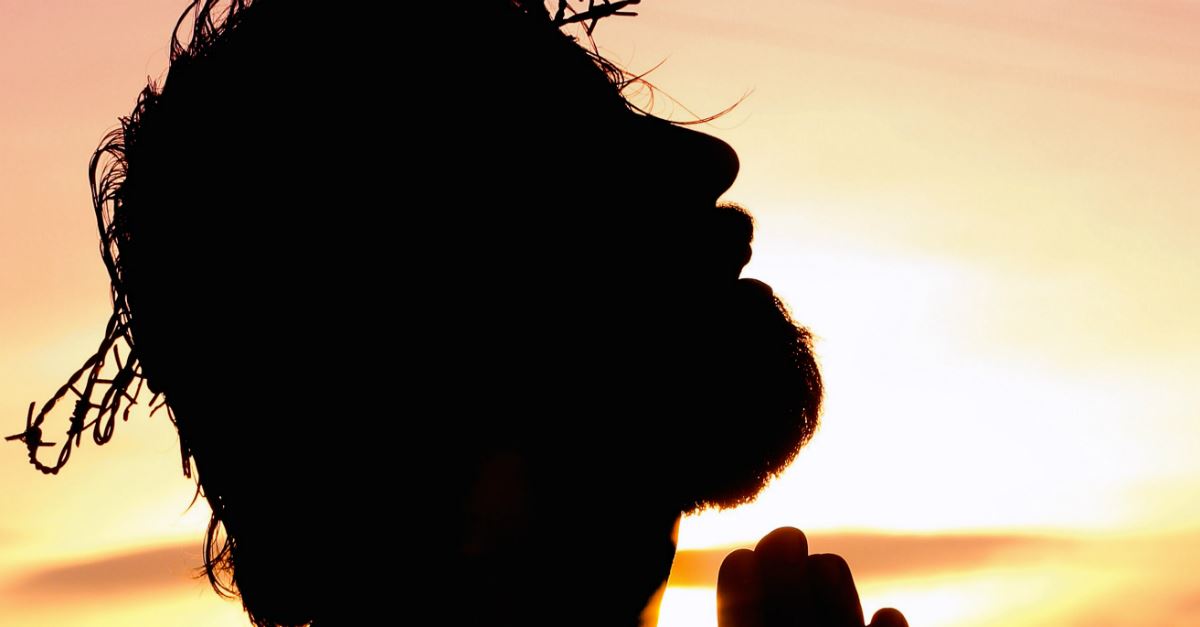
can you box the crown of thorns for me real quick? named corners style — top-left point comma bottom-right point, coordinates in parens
top-left (536, 0), bottom-right (642, 34)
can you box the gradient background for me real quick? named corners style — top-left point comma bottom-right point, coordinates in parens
top-left (3, 2), bottom-right (1200, 625)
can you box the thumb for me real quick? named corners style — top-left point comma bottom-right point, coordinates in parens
top-left (869, 607), bottom-right (909, 627)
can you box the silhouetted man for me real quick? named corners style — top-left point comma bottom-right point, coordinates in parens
top-left (16, 2), bottom-right (906, 625)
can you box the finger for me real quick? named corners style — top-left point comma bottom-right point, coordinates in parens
top-left (718, 548), bottom-right (764, 627)
top-left (806, 553), bottom-right (864, 627)
top-left (754, 527), bottom-right (811, 626)
top-left (869, 608), bottom-right (909, 627)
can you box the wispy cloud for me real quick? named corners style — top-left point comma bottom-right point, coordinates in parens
top-left (6, 541), bottom-right (201, 600)
top-left (669, 532), bottom-right (1073, 586)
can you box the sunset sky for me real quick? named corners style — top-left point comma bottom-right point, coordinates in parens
top-left (3, 1), bottom-right (1200, 626)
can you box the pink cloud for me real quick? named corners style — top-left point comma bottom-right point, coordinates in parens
top-left (669, 532), bottom-right (1073, 586)
top-left (6, 541), bottom-right (202, 600)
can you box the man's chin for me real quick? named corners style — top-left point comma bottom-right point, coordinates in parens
top-left (669, 281), bottom-right (823, 512)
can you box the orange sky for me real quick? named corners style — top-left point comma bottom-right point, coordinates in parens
top-left (4, 2), bottom-right (1200, 626)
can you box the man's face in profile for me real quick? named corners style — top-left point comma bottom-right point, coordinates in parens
top-left (34, 4), bottom-right (824, 625)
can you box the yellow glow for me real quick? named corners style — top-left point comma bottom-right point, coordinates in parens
top-left (0, 586), bottom-right (247, 627)
top-left (656, 587), bottom-right (716, 627)
top-left (6, 2), bottom-right (1200, 626)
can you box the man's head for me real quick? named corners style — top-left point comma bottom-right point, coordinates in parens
top-left (64, 1), bottom-right (822, 624)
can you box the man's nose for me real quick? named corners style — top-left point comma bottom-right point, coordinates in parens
top-left (632, 116), bottom-right (740, 203)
